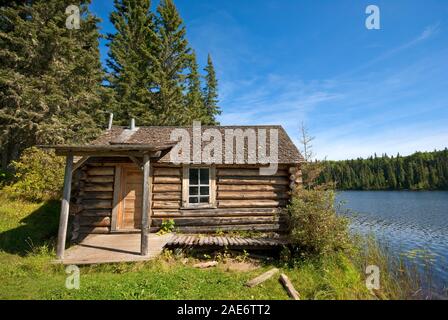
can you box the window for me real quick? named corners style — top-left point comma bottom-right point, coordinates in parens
top-left (188, 168), bottom-right (210, 204)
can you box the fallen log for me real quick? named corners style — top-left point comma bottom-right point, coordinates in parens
top-left (246, 268), bottom-right (279, 287)
top-left (279, 273), bottom-right (300, 300)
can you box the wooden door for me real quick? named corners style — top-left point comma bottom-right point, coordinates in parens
top-left (117, 166), bottom-right (143, 230)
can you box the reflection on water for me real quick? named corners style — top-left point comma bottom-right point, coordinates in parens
top-left (337, 191), bottom-right (448, 293)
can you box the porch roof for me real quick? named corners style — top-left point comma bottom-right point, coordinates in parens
top-left (40, 143), bottom-right (176, 156)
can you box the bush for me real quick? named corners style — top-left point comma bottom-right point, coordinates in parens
top-left (3, 147), bottom-right (65, 201)
top-left (287, 188), bottom-right (352, 258)
top-left (0, 168), bottom-right (14, 187)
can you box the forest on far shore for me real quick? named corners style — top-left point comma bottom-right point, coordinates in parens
top-left (317, 149), bottom-right (448, 190)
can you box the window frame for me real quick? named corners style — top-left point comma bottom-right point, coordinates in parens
top-left (182, 165), bottom-right (216, 209)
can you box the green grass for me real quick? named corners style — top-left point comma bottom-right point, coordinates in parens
top-left (0, 195), bottom-right (421, 300)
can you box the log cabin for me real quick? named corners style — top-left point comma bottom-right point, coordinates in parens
top-left (48, 123), bottom-right (304, 259)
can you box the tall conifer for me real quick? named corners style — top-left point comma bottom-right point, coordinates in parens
top-left (203, 54), bottom-right (221, 124)
top-left (0, 0), bottom-right (107, 165)
top-left (153, 0), bottom-right (191, 125)
top-left (107, 0), bottom-right (158, 125)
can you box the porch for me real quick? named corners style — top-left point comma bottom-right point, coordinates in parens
top-left (56, 233), bottom-right (288, 265)
top-left (57, 233), bottom-right (174, 265)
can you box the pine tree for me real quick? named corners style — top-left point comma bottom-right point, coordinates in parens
top-left (107, 0), bottom-right (158, 125)
top-left (0, 0), bottom-right (108, 166)
top-left (203, 54), bottom-right (221, 125)
top-left (153, 0), bottom-right (191, 125)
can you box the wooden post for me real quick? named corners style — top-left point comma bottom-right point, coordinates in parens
top-left (141, 154), bottom-right (151, 256)
top-left (56, 153), bottom-right (74, 260)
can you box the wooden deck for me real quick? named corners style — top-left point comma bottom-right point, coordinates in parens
top-left (57, 233), bottom-right (174, 265)
top-left (166, 234), bottom-right (288, 250)
top-left (55, 233), bottom-right (287, 265)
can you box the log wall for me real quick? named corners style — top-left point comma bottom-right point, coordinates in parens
top-left (71, 158), bottom-right (132, 240)
top-left (151, 165), bottom-right (296, 233)
top-left (72, 159), bottom-right (301, 238)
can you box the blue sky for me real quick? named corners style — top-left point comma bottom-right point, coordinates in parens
top-left (90, 0), bottom-right (448, 160)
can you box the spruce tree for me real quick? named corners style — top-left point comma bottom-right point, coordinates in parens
top-left (107, 0), bottom-right (158, 125)
top-left (203, 54), bottom-right (221, 124)
top-left (185, 52), bottom-right (207, 124)
top-left (0, 0), bottom-right (108, 166)
top-left (153, 0), bottom-right (191, 125)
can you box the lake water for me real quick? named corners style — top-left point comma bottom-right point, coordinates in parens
top-left (336, 191), bottom-right (448, 294)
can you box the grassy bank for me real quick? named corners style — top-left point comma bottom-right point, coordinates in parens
top-left (0, 195), bottom-right (423, 300)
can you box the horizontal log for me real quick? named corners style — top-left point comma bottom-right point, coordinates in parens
top-left (217, 169), bottom-right (288, 177)
top-left (83, 183), bottom-right (114, 192)
top-left (83, 200), bottom-right (112, 210)
top-left (218, 200), bottom-right (286, 208)
top-left (219, 177), bottom-right (290, 185)
top-left (80, 210), bottom-right (111, 217)
top-left (152, 216), bottom-right (283, 227)
top-left (153, 184), bottom-right (182, 192)
top-left (80, 191), bottom-right (114, 200)
top-left (218, 177), bottom-right (289, 185)
top-left (217, 191), bottom-right (289, 200)
top-left (153, 208), bottom-right (282, 217)
top-left (215, 164), bottom-right (289, 170)
top-left (153, 223), bottom-right (284, 233)
top-left (80, 216), bottom-right (111, 227)
top-left (152, 209), bottom-right (181, 216)
top-left (86, 167), bottom-right (115, 176)
top-left (218, 185), bottom-right (289, 192)
top-left (153, 168), bottom-right (181, 176)
top-left (86, 160), bottom-right (132, 166)
top-left (152, 201), bottom-right (181, 209)
top-left (85, 176), bottom-right (114, 183)
top-left (153, 192), bottom-right (182, 201)
top-left (153, 176), bottom-right (181, 184)
top-left (79, 227), bottom-right (110, 234)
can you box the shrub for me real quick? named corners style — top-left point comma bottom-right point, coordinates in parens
top-left (157, 219), bottom-right (175, 235)
top-left (287, 188), bottom-right (352, 258)
top-left (3, 147), bottom-right (65, 201)
top-left (0, 168), bottom-right (14, 187)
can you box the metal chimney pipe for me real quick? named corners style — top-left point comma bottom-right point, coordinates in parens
top-left (130, 118), bottom-right (136, 131)
top-left (107, 113), bottom-right (114, 130)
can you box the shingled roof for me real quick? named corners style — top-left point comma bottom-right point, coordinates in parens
top-left (91, 125), bottom-right (303, 164)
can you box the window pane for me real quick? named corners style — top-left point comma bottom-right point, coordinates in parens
top-left (189, 169), bottom-right (198, 185)
top-left (200, 169), bottom-right (209, 184)
top-left (199, 196), bottom-right (209, 203)
top-left (189, 187), bottom-right (198, 196)
top-left (200, 186), bottom-right (209, 195)
top-left (189, 197), bottom-right (198, 204)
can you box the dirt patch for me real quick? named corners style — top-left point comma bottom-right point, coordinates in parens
top-left (221, 260), bottom-right (260, 272)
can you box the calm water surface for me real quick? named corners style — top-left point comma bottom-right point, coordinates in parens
top-left (337, 191), bottom-right (448, 293)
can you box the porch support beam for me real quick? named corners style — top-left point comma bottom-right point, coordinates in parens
top-left (56, 153), bottom-right (74, 260)
top-left (141, 154), bottom-right (151, 256)
top-left (71, 156), bottom-right (90, 173)
top-left (128, 156), bottom-right (143, 169)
